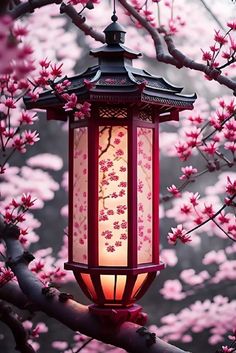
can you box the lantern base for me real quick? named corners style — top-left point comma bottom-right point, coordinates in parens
top-left (89, 304), bottom-right (147, 326)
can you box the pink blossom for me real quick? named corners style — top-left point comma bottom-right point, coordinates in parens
top-left (227, 21), bottom-right (236, 30)
top-left (52, 341), bottom-right (68, 350)
top-left (214, 30), bottom-right (228, 45)
top-left (62, 93), bottom-right (78, 111)
top-left (4, 98), bottom-right (16, 109)
top-left (167, 184), bottom-right (180, 197)
top-left (27, 154), bottom-right (63, 171)
top-left (226, 177), bottom-right (236, 195)
top-left (22, 130), bottom-right (40, 145)
top-left (180, 166), bottom-right (198, 180)
top-left (167, 225), bottom-right (191, 245)
top-left (221, 346), bottom-right (234, 353)
top-left (188, 192), bottom-right (200, 206)
top-left (50, 63), bottom-right (63, 77)
top-left (160, 279), bottom-right (186, 300)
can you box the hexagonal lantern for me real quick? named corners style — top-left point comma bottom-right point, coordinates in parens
top-left (24, 17), bottom-right (196, 321)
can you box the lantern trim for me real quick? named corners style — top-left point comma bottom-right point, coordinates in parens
top-left (64, 262), bottom-right (165, 275)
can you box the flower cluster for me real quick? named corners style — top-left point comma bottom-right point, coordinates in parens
top-left (0, 16), bottom-right (34, 79)
top-left (201, 22), bottom-right (236, 72)
top-left (0, 267), bottom-right (14, 288)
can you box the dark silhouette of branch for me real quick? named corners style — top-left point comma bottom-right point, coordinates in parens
top-left (0, 219), bottom-right (190, 353)
top-left (0, 0), bottom-right (11, 14)
top-left (185, 192), bottom-right (236, 236)
top-left (0, 300), bottom-right (36, 353)
top-left (60, 3), bottom-right (105, 43)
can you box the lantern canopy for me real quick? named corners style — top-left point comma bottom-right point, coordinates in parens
top-left (24, 17), bottom-right (196, 315)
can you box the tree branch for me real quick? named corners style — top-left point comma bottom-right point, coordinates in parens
top-left (0, 300), bottom-right (36, 353)
top-left (0, 220), bottom-right (190, 353)
top-left (8, 0), bottom-right (63, 19)
top-left (118, 0), bottom-right (236, 92)
top-left (60, 3), bottom-right (105, 43)
top-left (118, 0), bottom-right (181, 67)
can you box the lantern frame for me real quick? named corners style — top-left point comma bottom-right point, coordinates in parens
top-left (24, 17), bottom-right (196, 318)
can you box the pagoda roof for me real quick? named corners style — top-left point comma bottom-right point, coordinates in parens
top-left (24, 20), bottom-right (196, 112)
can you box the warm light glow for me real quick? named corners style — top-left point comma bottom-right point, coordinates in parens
top-left (81, 273), bottom-right (97, 300)
top-left (73, 128), bottom-right (88, 264)
top-left (137, 128), bottom-right (153, 264)
top-left (98, 126), bottom-right (128, 266)
top-left (115, 275), bottom-right (127, 300)
top-left (100, 274), bottom-right (127, 301)
top-left (100, 274), bottom-right (115, 300)
top-left (131, 273), bottom-right (148, 299)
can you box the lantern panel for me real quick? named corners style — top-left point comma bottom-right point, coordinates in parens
top-left (80, 273), bottom-right (97, 300)
top-left (100, 274), bottom-right (127, 302)
top-left (137, 127), bottom-right (153, 264)
top-left (72, 128), bottom-right (88, 264)
top-left (115, 275), bottom-right (127, 299)
top-left (100, 274), bottom-right (115, 300)
top-left (131, 273), bottom-right (148, 299)
top-left (98, 126), bottom-right (128, 266)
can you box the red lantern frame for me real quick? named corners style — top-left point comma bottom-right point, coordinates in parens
top-left (24, 18), bottom-right (196, 320)
top-left (66, 103), bottom-right (164, 308)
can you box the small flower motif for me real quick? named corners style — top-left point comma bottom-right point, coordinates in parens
top-left (106, 245), bottom-right (115, 253)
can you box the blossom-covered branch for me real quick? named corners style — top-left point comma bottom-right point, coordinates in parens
top-left (0, 219), bottom-right (191, 353)
top-left (118, 0), bottom-right (236, 92)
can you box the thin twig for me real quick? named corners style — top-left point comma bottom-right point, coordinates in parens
top-left (186, 192), bottom-right (236, 235)
top-left (60, 3), bottom-right (105, 43)
top-left (199, 0), bottom-right (225, 30)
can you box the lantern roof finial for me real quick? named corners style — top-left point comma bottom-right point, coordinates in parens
top-left (103, 19), bottom-right (126, 45)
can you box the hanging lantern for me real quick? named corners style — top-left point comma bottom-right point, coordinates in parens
top-left (24, 16), bottom-right (196, 322)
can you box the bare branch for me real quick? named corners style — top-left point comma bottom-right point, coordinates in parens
top-left (60, 3), bottom-right (105, 43)
top-left (0, 220), bottom-right (190, 353)
top-left (0, 300), bottom-right (36, 353)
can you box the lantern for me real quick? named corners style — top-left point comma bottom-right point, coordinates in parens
top-left (24, 16), bottom-right (196, 321)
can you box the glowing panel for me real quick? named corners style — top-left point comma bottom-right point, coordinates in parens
top-left (72, 128), bottom-right (88, 264)
top-left (98, 126), bottom-right (128, 266)
top-left (137, 128), bottom-right (153, 264)
top-left (81, 273), bottom-right (97, 300)
top-left (131, 273), bottom-right (148, 299)
top-left (115, 275), bottom-right (127, 300)
top-left (101, 274), bottom-right (115, 300)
